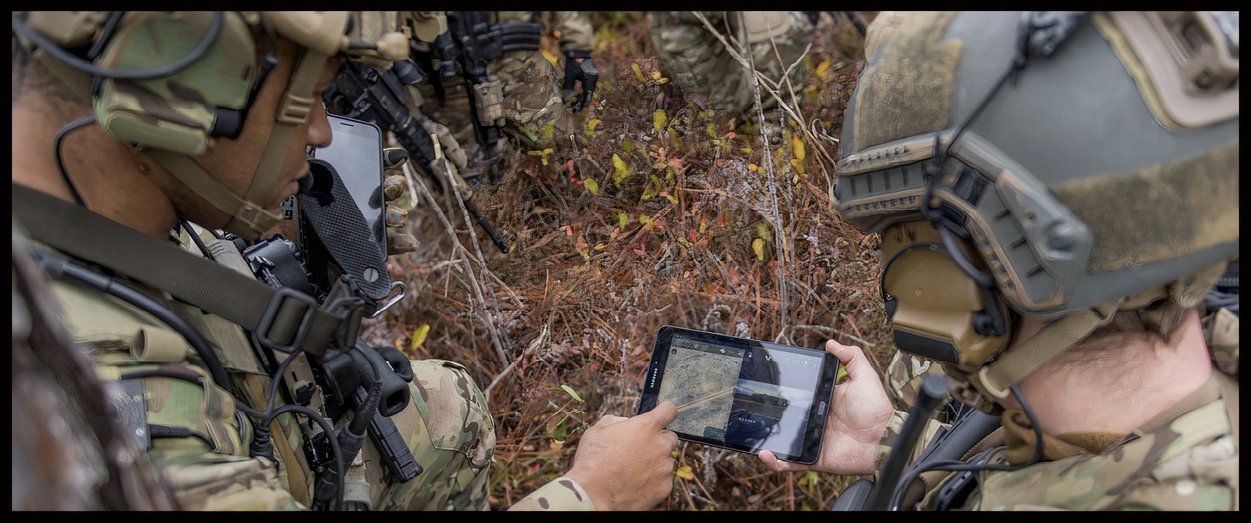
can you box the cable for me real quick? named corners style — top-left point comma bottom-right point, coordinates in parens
top-left (268, 403), bottom-right (346, 510)
top-left (11, 12), bottom-right (224, 80)
top-left (888, 385), bottom-right (1044, 510)
top-left (40, 252), bottom-right (237, 396)
top-left (54, 115), bottom-right (97, 208)
top-left (179, 219), bottom-right (214, 261)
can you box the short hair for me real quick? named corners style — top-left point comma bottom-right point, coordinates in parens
top-left (1045, 298), bottom-right (1200, 395)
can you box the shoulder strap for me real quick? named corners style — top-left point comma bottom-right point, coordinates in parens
top-left (12, 184), bottom-right (351, 359)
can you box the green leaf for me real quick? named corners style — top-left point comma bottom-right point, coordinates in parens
top-left (559, 384), bottom-right (585, 403)
top-left (836, 365), bottom-right (848, 382)
top-left (612, 154), bottom-right (629, 187)
top-left (409, 324), bottom-right (430, 351)
top-left (584, 178), bottom-right (599, 195)
top-left (752, 238), bottom-right (766, 261)
top-left (653, 109), bottom-right (667, 133)
top-left (617, 211), bottom-right (629, 229)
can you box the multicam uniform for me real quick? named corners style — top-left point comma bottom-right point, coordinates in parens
top-left (417, 11), bottom-right (595, 150)
top-left (874, 329), bottom-right (1238, 510)
top-left (20, 224), bottom-right (596, 510)
top-left (841, 10), bottom-right (1240, 511)
top-left (645, 12), bottom-right (810, 128)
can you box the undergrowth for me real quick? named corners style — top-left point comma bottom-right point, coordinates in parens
top-left (364, 12), bottom-right (889, 511)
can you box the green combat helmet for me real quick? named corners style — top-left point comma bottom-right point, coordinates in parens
top-left (834, 12), bottom-right (1238, 411)
top-left (12, 11), bottom-right (442, 238)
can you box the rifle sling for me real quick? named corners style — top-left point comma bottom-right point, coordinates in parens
top-left (12, 184), bottom-right (342, 359)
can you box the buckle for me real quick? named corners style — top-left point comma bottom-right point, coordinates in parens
top-left (256, 287), bottom-right (318, 352)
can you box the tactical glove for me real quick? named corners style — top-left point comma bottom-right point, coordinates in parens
top-left (561, 51), bottom-right (598, 112)
top-left (381, 147), bottom-right (419, 255)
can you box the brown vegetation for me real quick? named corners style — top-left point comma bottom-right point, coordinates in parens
top-left (364, 12), bottom-right (893, 510)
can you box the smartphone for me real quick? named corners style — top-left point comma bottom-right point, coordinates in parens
top-left (637, 325), bottom-right (840, 464)
top-left (310, 114), bottom-right (386, 249)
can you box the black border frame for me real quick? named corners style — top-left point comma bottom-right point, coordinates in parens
top-left (637, 325), bottom-right (839, 464)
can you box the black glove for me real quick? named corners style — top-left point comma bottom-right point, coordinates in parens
top-left (561, 51), bottom-right (598, 112)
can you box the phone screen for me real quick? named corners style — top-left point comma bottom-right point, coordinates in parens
top-left (639, 326), bottom-right (838, 463)
top-left (311, 114), bottom-right (385, 246)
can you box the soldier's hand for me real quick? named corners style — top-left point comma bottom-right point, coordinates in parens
top-left (561, 52), bottom-right (598, 112)
top-left (565, 401), bottom-right (678, 510)
top-left (757, 339), bottom-right (893, 476)
top-left (382, 147), bottom-right (418, 255)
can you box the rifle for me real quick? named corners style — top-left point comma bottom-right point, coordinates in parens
top-left (419, 12), bottom-right (544, 184)
top-left (324, 59), bottom-right (511, 253)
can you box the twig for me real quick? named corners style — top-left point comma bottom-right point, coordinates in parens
top-left (735, 11), bottom-right (789, 333)
top-left (787, 323), bottom-right (876, 348)
top-left (436, 149), bottom-right (516, 362)
top-left (411, 172), bottom-right (510, 366)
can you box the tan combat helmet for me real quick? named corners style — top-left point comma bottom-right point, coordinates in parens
top-left (12, 11), bottom-right (443, 238)
top-left (835, 12), bottom-right (1238, 410)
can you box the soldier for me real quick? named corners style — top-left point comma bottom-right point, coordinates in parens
top-left (646, 11), bottom-right (811, 143)
top-left (416, 11), bottom-right (597, 156)
top-left (11, 11), bottom-right (676, 511)
top-left (756, 12), bottom-right (1238, 510)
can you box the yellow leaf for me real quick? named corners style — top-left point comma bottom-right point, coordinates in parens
top-left (542, 49), bottom-right (560, 66)
top-left (594, 242), bottom-right (606, 251)
top-left (755, 222), bottom-right (773, 242)
top-left (584, 178), bottom-right (599, 195)
top-left (540, 120), bottom-right (555, 141)
top-left (752, 238), bottom-right (766, 261)
top-left (612, 154), bottom-right (628, 187)
top-left (622, 138), bottom-right (634, 154)
top-left (790, 157), bottom-right (806, 175)
top-left (741, 146), bottom-right (753, 154)
top-left (663, 192), bottom-right (678, 204)
top-left (617, 211), bottom-right (628, 229)
top-left (631, 62), bottom-right (645, 82)
top-left (699, 109), bottom-right (715, 119)
top-left (698, 221), bottom-right (707, 234)
top-left (584, 118), bottom-right (601, 138)
top-left (792, 134), bottom-right (806, 160)
top-left (748, 163), bottom-right (760, 172)
top-left (675, 464), bottom-right (694, 480)
top-left (650, 70), bottom-right (664, 82)
top-left (638, 213), bottom-right (653, 229)
top-left (815, 59), bottom-right (831, 80)
top-left (652, 109), bottom-right (667, 133)
top-left (409, 324), bottom-right (430, 351)
top-left (668, 127), bottom-right (681, 146)
top-left (705, 122), bottom-right (717, 139)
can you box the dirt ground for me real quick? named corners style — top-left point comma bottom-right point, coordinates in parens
top-left (362, 11), bottom-right (894, 510)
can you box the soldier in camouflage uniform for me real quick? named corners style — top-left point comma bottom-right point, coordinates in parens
top-left (417, 11), bottom-right (597, 153)
top-left (757, 11), bottom-right (1238, 510)
top-left (12, 11), bottom-right (677, 511)
top-left (646, 11), bottom-right (811, 142)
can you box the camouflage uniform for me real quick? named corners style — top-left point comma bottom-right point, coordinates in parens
top-left (873, 341), bottom-right (1239, 510)
top-left (23, 225), bottom-right (594, 510)
top-left (646, 12), bottom-right (810, 128)
top-left (842, 11), bottom-right (1240, 510)
top-left (418, 11), bottom-right (595, 150)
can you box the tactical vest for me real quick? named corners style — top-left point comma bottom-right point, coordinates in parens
top-left (38, 227), bottom-right (323, 509)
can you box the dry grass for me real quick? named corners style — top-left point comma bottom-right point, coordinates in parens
top-left (363, 12), bottom-right (891, 511)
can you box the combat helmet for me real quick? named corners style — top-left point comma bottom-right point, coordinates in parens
top-left (12, 11), bottom-right (443, 237)
top-left (834, 12), bottom-right (1238, 410)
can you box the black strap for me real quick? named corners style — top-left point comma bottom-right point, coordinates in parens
top-left (12, 184), bottom-right (345, 358)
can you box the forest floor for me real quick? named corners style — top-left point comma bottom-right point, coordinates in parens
top-left (363, 12), bottom-right (892, 510)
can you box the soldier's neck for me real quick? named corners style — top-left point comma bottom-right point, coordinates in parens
top-left (12, 96), bottom-right (178, 239)
top-left (1019, 313), bottom-right (1213, 436)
